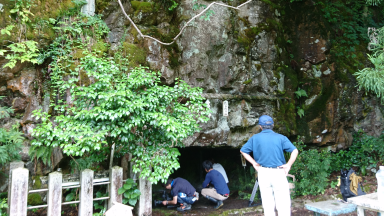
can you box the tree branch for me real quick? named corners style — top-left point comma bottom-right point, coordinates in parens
top-left (117, 0), bottom-right (253, 45)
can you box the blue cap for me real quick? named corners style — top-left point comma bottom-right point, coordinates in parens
top-left (258, 115), bottom-right (274, 126)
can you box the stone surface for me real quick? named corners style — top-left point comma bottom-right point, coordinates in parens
top-left (305, 200), bottom-right (357, 215)
top-left (12, 97), bottom-right (28, 113)
top-left (7, 68), bottom-right (36, 97)
top-left (348, 193), bottom-right (384, 212)
top-left (105, 202), bottom-right (133, 216)
top-left (21, 96), bottom-right (40, 124)
top-left (81, 0), bottom-right (95, 16)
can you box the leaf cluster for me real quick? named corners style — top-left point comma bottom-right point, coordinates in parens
top-left (0, 101), bottom-right (23, 167)
top-left (329, 131), bottom-right (384, 175)
top-left (118, 178), bottom-right (141, 206)
top-left (287, 137), bottom-right (332, 196)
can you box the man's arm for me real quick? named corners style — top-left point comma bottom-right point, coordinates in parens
top-left (279, 149), bottom-right (298, 175)
top-left (240, 150), bottom-right (260, 171)
top-left (202, 173), bottom-right (211, 188)
top-left (162, 196), bottom-right (178, 205)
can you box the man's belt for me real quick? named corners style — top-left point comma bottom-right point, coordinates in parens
top-left (260, 165), bottom-right (282, 169)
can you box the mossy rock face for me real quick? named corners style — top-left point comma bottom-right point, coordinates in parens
top-left (33, 175), bottom-right (42, 189)
top-left (275, 99), bottom-right (296, 134)
top-left (28, 194), bottom-right (43, 206)
top-left (72, 49), bottom-right (86, 60)
top-left (131, 1), bottom-right (154, 13)
top-left (122, 42), bottom-right (147, 67)
top-left (91, 41), bottom-right (108, 56)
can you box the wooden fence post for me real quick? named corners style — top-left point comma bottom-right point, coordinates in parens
top-left (47, 171), bottom-right (62, 216)
top-left (137, 176), bottom-right (152, 216)
top-left (7, 161), bottom-right (24, 214)
top-left (108, 166), bottom-right (123, 209)
top-left (9, 167), bottom-right (29, 216)
top-left (79, 169), bottom-right (94, 216)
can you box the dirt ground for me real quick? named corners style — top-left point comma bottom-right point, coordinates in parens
top-left (152, 174), bottom-right (380, 216)
top-left (27, 175), bottom-right (379, 216)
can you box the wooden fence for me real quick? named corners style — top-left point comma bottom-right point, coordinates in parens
top-left (8, 162), bottom-right (124, 216)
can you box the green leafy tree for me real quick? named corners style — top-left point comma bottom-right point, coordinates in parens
top-left (32, 54), bottom-right (210, 183)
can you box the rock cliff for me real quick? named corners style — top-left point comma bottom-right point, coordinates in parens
top-left (1, 0), bottom-right (383, 160)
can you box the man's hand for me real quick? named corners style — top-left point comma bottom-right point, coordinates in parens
top-left (279, 164), bottom-right (291, 175)
top-left (252, 162), bottom-right (260, 172)
top-left (162, 200), bottom-right (167, 206)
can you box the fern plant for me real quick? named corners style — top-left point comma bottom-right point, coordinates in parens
top-left (28, 145), bottom-right (53, 166)
top-left (355, 26), bottom-right (384, 101)
top-left (0, 101), bottom-right (23, 166)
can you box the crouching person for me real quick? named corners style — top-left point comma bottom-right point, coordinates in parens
top-left (201, 160), bottom-right (230, 209)
top-left (162, 177), bottom-right (199, 212)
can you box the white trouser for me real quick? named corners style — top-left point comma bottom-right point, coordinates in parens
top-left (258, 167), bottom-right (291, 216)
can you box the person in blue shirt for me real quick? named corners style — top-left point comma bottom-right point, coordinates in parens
top-left (201, 160), bottom-right (230, 210)
top-left (161, 177), bottom-right (199, 212)
top-left (240, 115), bottom-right (298, 216)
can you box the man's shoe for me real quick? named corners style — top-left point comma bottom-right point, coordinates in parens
top-left (194, 191), bottom-right (199, 201)
top-left (214, 200), bottom-right (223, 210)
top-left (177, 203), bottom-right (191, 212)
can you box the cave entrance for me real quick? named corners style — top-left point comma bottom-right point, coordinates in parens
top-left (153, 147), bottom-right (260, 215)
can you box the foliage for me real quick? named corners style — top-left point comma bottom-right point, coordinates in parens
top-left (296, 106), bottom-right (305, 118)
top-left (29, 145), bottom-right (53, 166)
top-left (0, 102), bottom-right (23, 166)
top-left (288, 137), bottom-right (331, 196)
top-left (330, 131), bottom-right (384, 175)
top-left (0, 198), bottom-right (8, 216)
top-left (366, 0), bottom-right (382, 5)
top-left (0, 0), bottom-right (40, 69)
top-left (118, 178), bottom-right (141, 206)
top-left (0, 97), bottom-right (14, 119)
top-left (2, 41), bottom-right (39, 69)
top-left (93, 190), bottom-right (107, 215)
top-left (65, 188), bottom-right (78, 203)
top-left (294, 88), bottom-right (308, 99)
top-left (355, 27), bottom-right (384, 101)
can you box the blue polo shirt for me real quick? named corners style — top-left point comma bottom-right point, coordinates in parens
top-left (202, 170), bottom-right (230, 195)
top-left (240, 129), bottom-right (297, 167)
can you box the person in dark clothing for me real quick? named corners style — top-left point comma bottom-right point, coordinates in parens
top-left (161, 177), bottom-right (199, 212)
top-left (201, 160), bottom-right (230, 209)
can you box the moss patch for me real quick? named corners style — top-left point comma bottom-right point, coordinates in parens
top-left (28, 194), bottom-right (43, 206)
top-left (275, 99), bottom-right (296, 134)
top-left (33, 175), bottom-right (42, 189)
top-left (131, 1), bottom-right (154, 13)
top-left (122, 42), bottom-right (147, 67)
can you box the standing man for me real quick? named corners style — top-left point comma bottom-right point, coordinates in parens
top-left (211, 159), bottom-right (229, 184)
top-left (201, 160), bottom-right (230, 209)
top-left (161, 177), bottom-right (199, 212)
top-left (240, 115), bottom-right (298, 216)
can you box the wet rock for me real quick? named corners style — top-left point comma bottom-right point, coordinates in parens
top-left (22, 96), bottom-right (41, 124)
top-left (146, 40), bottom-right (175, 84)
top-left (297, 24), bottom-right (328, 64)
top-left (12, 97), bottom-right (28, 113)
top-left (20, 140), bottom-right (31, 161)
top-left (0, 72), bottom-right (14, 83)
top-left (0, 118), bottom-right (21, 131)
top-left (7, 68), bottom-right (36, 97)
top-left (22, 123), bottom-right (36, 140)
top-left (52, 147), bottom-right (63, 169)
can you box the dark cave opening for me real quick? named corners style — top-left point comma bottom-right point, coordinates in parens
top-left (154, 146), bottom-right (257, 195)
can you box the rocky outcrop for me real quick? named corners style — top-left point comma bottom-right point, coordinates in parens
top-left (1, 0), bottom-right (384, 156)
